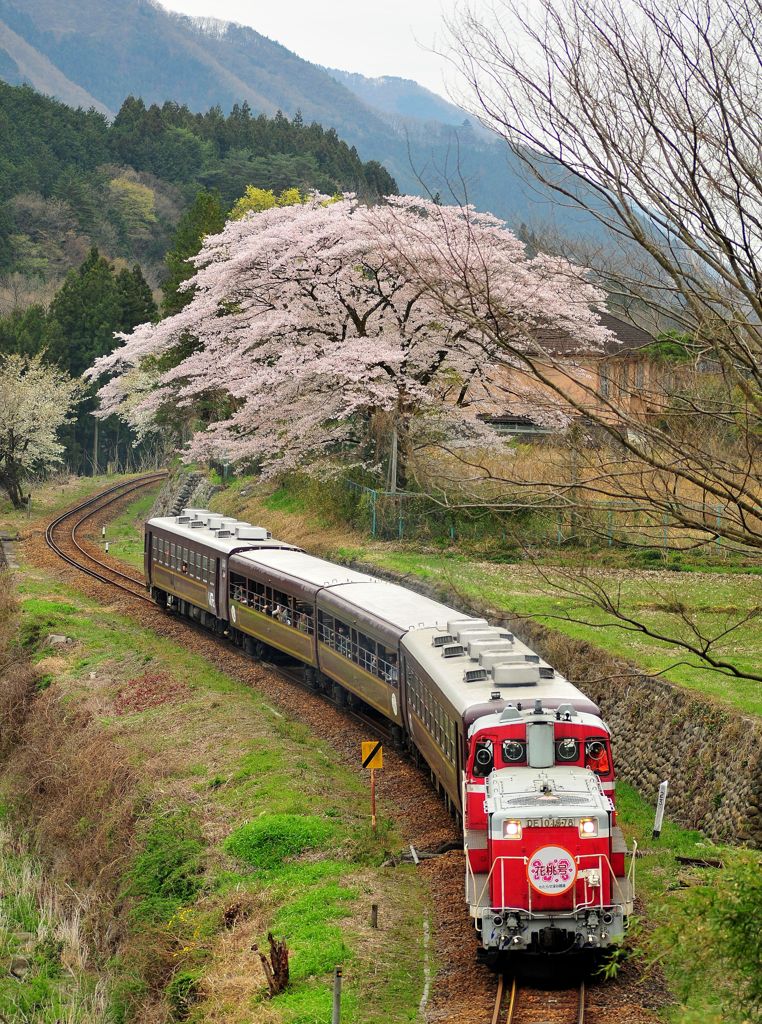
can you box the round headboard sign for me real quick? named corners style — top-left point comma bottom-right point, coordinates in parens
top-left (527, 846), bottom-right (577, 895)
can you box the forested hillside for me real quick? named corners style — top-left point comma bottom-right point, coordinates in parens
top-left (0, 81), bottom-right (395, 298)
top-left (0, 0), bottom-right (621, 248)
top-left (0, 80), bottom-right (395, 478)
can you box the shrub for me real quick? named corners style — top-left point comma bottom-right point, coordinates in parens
top-left (125, 809), bottom-right (204, 922)
top-left (167, 969), bottom-right (203, 1020)
top-left (709, 854), bottom-right (762, 1021)
top-left (654, 851), bottom-right (762, 1023)
top-left (224, 814), bottom-right (335, 870)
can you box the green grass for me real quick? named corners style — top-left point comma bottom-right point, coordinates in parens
top-left (224, 814), bottom-right (336, 870)
top-left (0, 825), bottom-right (103, 1023)
top-left (101, 488), bottom-right (160, 570)
top-left (615, 781), bottom-right (762, 1023)
top-left (124, 809), bottom-right (205, 923)
top-left (361, 549), bottom-right (761, 715)
top-left (6, 522), bottom-right (432, 1024)
top-left (0, 472), bottom-right (150, 536)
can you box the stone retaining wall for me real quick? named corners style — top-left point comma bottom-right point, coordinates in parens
top-left (149, 471), bottom-right (762, 847)
top-left (348, 560), bottom-right (762, 849)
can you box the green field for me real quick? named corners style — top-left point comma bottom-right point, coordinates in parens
top-left (101, 488), bottom-right (157, 569)
top-left (357, 550), bottom-right (761, 715)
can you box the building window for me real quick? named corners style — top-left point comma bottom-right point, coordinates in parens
top-left (599, 363), bottom-right (610, 397)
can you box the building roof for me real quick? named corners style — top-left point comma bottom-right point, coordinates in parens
top-left (532, 311), bottom-right (655, 358)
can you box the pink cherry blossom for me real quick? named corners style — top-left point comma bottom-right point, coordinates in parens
top-left (88, 194), bottom-right (611, 476)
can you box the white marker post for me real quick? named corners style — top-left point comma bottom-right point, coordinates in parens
top-left (653, 780), bottom-right (669, 838)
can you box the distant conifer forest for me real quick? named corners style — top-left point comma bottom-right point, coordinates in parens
top-left (0, 81), bottom-right (397, 474)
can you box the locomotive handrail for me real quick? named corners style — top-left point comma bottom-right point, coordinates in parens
top-left (466, 844), bottom-right (635, 916)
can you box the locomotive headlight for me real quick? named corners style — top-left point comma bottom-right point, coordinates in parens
top-left (579, 817), bottom-right (598, 837)
top-left (503, 819), bottom-right (522, 839)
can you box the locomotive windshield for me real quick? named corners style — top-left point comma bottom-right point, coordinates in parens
top-left (556, 737), bottom-right (579, 761)
top-left (473, 740), bottom-right (494, 777)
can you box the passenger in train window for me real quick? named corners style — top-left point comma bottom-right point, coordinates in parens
top-left (336, 624), bottom-right (350, 656)
top-left (385, 653), bottom-right (399, 685)
top-left (181, 561), bottom-right (188, 574)
top-left (585, 739), bottom-right (611, 775)
top-left (293, 603), bottom-right (305, 631)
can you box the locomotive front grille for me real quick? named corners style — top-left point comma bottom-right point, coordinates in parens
top-left (500, 793), bottom-right (597, 808)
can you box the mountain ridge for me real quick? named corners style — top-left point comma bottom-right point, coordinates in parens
top-left (0, 0), bottom-right (613, 243)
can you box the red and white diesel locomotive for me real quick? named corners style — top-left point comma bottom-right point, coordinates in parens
top-left (144, 508), bottom-right (634, 959)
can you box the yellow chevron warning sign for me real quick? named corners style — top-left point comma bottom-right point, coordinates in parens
top-left (361, 741), bottom-right (384, 770)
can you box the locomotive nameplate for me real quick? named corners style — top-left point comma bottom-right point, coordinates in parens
top-left (525, 817), bottom-right (576, 828)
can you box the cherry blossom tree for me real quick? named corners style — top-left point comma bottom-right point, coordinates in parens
top-left (89, 194), bottom-right (611, 483)
top-left (0, 353), bottom-right (83, 508)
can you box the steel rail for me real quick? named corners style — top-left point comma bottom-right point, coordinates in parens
top-left (501, 977), bottom-right (586, 1024)
top-left (491, 974), bottom-right (506, 1024)
top-left (44, 473), bottom-right (166, 601)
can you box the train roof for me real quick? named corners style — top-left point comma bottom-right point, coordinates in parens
top-left (147, 512), bottom-right (298, 555)
top-left (467, 706), bottom-right (608, 737)
top-left (230, 548), bottom-right (374, 589)
top-left (318, 579), bottom-right (459, 633)
top-left (401, 624), bottom-right (600, 718)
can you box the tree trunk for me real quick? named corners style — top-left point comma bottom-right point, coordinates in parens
top-left (253, 933), bottom-right (289, 997)
top-left (0, 465), bottom-right (25, 509)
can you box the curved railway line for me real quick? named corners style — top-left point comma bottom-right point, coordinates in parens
top-left (493, 976), bottom-right (587, 1024)
top-left (44, 472), bottom-right (167, 601)
top-left (41, 476), bottom-right (637, 1024)
top-left (43, 473), bottom-right (395, 749)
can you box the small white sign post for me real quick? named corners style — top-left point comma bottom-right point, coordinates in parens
top-left (653, 780), bottom-right (669, 838)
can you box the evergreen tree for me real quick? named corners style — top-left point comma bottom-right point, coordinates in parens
top-left (161, 190), bottom-right (225, 317)
top-left (117, 264), bottom-right (157, 327)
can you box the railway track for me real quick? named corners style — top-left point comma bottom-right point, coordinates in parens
top-left (44, 475), bottom-right (396, 745)
top-left (44, 472), bottom-right (167, 602)
top-left (492, 976), bottom-right (586, 1024)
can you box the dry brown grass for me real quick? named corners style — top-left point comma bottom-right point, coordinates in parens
top-left (198, 911), bottom-right (272, 1024)
top-left (0, 570), bottom-right (38, 756)
top-left (8, 689), bottom-right (145, 895)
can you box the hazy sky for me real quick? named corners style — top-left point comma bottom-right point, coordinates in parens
top-left (158, 0), bottom-right (460, 98)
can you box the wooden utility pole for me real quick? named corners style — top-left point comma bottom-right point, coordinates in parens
top-left (92, 414), bottom-right (99, 477)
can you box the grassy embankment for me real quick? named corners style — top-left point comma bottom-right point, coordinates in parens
top-left (208, 477), bottom-right (761, 717)
top-left (112, 477), bottom-right (761, 1024)
top-left (0, 478), bottom-right (429, 1024)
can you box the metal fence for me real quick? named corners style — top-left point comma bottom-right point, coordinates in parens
top-left (345, 480), bottom-right (732, 551)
